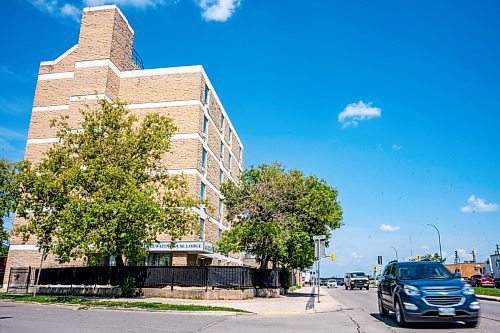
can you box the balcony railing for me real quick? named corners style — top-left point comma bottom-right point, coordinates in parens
top-left (132, 48), bottom-right (144, 70)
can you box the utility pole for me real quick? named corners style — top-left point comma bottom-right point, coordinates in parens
top-left (496, 244), bottom-right (499, 255)
top-left (410, 235), bottom-right (413, 258)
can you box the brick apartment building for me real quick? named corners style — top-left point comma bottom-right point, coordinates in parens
top-left (4, 5), bottom-right (244, 282)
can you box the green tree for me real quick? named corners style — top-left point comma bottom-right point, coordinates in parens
top-left (15, 98), bottom-right (199, 265)
top-left (409, 253), bottom-right (446, 263)
top-left (0, 159), bottom-right (24, 256)
top-left (217, 163), bottom-right (343, 270)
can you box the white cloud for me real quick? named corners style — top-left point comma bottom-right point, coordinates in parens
top-left (380, 224), bottom-right (400, 232)
top-left (392, 144), bottom-right (402, 151)
top-left (460, 195), bottom-right (498, 213)
top-left (457, 249), bottom-right (473, 261)
top-left (421, 245), bottom-right (431, 250)
top-left (338, 101), bottom-right (381, 128)
top-left (28, 0), bottom-right (81, 21)
top-left (83, 0), bottom-right (167, 8)
top-left (198, 0), bottom-right (241, 22)
top-left (351, 251), bottom-right (363, 259)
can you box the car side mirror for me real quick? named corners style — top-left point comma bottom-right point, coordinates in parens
top-left (386, 274), bottom-right (395, 281)
top-left (453, 273), bottom-right (461, 278)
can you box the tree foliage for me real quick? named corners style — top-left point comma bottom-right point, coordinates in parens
top-left (217, 162), bottom-right (343, 270)
top-left (15, 99), bottom-right (199, 265)
top-left (408, 253), bottom-right (446, 263)
top-left (0, 159), bottom-right (24, 256)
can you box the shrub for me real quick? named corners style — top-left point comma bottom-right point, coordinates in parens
top-left (120, 277), bottom-right (137, 298)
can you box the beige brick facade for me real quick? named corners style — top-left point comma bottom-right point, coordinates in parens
top-left (5, 5), bottom-right (244, 285)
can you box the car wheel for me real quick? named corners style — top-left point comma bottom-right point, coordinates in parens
top-left (464, 320), bottom-right (478, 328)
top-left (359, 287), bottom-right (363, 290)
top-left (366, 286), bottom-right (370, 290)
top-left (378, 294), bottom-right (389, 318)
top-left (395, 299), bottom-right (407, 327)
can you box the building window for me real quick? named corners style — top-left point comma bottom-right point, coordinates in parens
top-left (219, 168), bottom-right (223, 185)
top-left (203, 116), bottom-right (208, 140)
top-left (220, 114), bottom-right (225, 133)
top-left (200, 182), bottom-right (205, 201)
top-left (239, 146), bottom-right (242, 161)
top-left (228, 129), bottom-right (232, 145)
top-left (228, 154), bottom-right (231, 171)
top-left (199, 218), bottom-right (205, 240)
top-left (218, 228), bottom-right (222, 241)
top-left (218, 198), bottom-right (223, 221)
top-left (220, 142), bottom-right (224, 160)
top-left (204, 84), bottom-right (209, 105)
top-left (146, 253), bottom-right (172, 266)
top-left (201, 148), bottom-right (207, 173)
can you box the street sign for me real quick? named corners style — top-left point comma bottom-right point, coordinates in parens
top-left (315, 240), bottom-right (326, 259)
top-left (377, 255), bottom-right (383, 265)
top-left (330, 252), bottom-right (335, 262)
top-left (313, 235), bottom-right (326, 240)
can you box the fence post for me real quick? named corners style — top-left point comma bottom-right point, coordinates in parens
top-left (171, 267), bottom-right (174, 291)
top-left (205, 266), bottom-right (209, 292)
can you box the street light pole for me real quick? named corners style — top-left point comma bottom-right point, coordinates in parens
top-left (426, 224), bottom-right (443, 262)
top-left (390, 246), bottom-right (398, 261)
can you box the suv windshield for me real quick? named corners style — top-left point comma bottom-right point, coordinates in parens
top-left (351, 272), bottom-right (367, 278)
top-left (397, 263), bottom-right (453, 280)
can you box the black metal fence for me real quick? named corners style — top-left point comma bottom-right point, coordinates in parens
top-left (34, 266), bottom-right (283, 289)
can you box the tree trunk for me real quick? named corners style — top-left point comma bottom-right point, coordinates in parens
top-left (115, 255), bottom-right (125, 267)
top-left (260, 255), bottom-right (269, 270)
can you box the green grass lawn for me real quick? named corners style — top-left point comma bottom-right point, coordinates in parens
top-left (474, 287), bottom-right (500, 297)
top-left (0, 294), bottom-right (250, 313)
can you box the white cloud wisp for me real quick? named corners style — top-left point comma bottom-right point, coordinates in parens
top-left (338, 101), bottom-right (381, 128)
top-left (198, 0), bottom-right (241, 22)
top-left (380, 224), bottom-right (400, 232)
top-left (29, 0), bottom-right (80, 21)
top-left (460, 195), bottom-right (498, 213)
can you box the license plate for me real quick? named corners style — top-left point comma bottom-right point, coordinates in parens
top-left (438, 308), bottom-right (456, 316)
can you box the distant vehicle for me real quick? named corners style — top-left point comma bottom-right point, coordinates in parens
top-left (336, 278), bottom-right (344, 286)
top-left (468, 274), bottom-right (495, 287)
top-left (472, 274), bottom-right (495, 287)
top-left (344, 272), bottom-right (369, 290)
top-left (378, 261), bottom-right (479, 328)
top-left (327, 280), bottom-right (337, 288)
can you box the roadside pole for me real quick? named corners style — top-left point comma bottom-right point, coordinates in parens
top-left (313, 235), bottom-right (326, 304)
top-left (34, 244), bottom-right (48, 297)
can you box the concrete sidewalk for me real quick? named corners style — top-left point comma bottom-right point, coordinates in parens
top-left (96, 286), bottom-right (341, 315)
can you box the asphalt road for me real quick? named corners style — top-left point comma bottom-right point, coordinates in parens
top-left (326, 286), bottom-right (500, 333)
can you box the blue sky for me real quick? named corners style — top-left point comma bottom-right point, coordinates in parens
top-left (1, 1), bottom-right (499, 276)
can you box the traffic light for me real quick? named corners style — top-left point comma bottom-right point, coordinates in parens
top-left (330, 252), bottom-right (335, 262)
top-left (416, 255), bottom-right (421, 261)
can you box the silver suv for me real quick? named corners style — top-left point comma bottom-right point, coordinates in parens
top-left (344, 271), bottom-right (370, 290)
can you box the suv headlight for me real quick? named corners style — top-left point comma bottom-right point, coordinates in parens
top-left (463, 285), bottom-right (475, 295)
top-left (403, 285), bottom-right (421, 296)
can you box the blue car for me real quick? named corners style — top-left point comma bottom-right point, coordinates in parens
top-left (378, 260), bottom-right (480, 327)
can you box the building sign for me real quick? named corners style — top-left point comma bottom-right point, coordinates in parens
top-left (148, 242), bottom-right (213, 253)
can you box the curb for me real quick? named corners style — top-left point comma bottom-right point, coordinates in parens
top-left (477, 295), bottom-right (500, 302)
